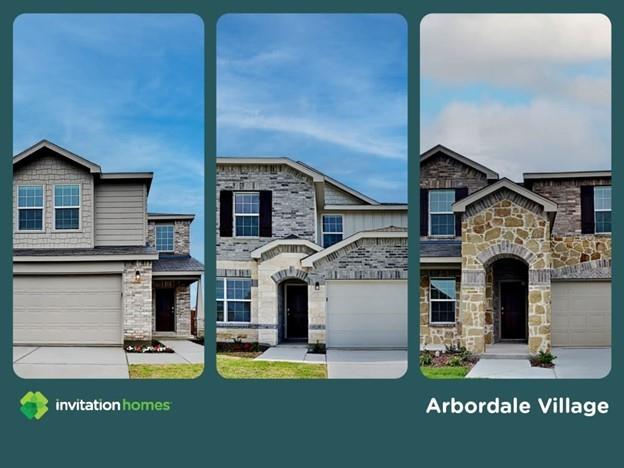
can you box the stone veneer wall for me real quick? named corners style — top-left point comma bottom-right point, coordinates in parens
top-left (420, 269), bottom-right (461, 347)
top-left (148, 220), bottom-right (191, 255)
top-left (460, 195), bottom-right (552, 353)
top-left (175, 283), bottom-right (192, 335)
top-left (123, 261), bottom-right (153, 341)
top-left (14, 153), bottom-right (94, 248)
top-left (529, 177), bottom-right (611, 235)
top-left (420, 154), bottom-right (489, 193)
top-left (217, 164), bottom-right (316, 261)
top-left (551, 235), bottom-right (611, 268)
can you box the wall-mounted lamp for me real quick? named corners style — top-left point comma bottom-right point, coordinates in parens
top-left (135, 270), bottom-right (141, 282)
top-left (314, 282), bottom-right (320, 291)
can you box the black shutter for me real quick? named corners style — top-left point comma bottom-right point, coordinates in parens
top-left (454, 187), bottom-right (469, 237)
top-left (219, 190), bottom-right (233, 237)
top-left (420, 188), bottom-right (429, 236)
top-left (259, 190), bottom-right (272, 237)
top-left (580, 186), bottom-right (595, 234)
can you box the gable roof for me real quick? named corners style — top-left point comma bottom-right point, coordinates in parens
top-left (420, 144), bottom-right (499, 180)
top-left (217, 156), bottom-right (379, 205)
top-left (13, 140), bottom-right (102, 173)
top-left (452, 178), bottom-right (558, 213)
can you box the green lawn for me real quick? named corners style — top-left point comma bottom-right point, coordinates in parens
top-left (217, 354), bottom-right (327, 379)
top-left (421, 366), bottom-right (470, 379)
top-left (129, 364), bottom-right (204, 379)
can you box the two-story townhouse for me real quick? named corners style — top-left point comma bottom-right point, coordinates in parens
top-left (216, 157), bottom-right (408, 349)
top-left (420, 145), bottom-right (611, 354)
top-left (12, 140), bottom-right (204, 346)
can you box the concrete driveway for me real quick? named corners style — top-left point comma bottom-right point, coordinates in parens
top-left (326, 349), bottom-right (407, 379)
top-left (13, 346), bottom-right (129, 379)
top-left (466, 347), bottom-right (611, 379)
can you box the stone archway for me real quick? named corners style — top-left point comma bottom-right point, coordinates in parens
top-left (271, 267), bottom-right (310, 284)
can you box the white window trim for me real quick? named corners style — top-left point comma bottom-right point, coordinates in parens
top-left (217, 277), bottom-right (252, 323)
top-left (594, 186), bottom-right (612, 234)
top-left (428, 189), bottom-right (456, 238)
top-left (155, 224), bottom-right (175, 252)
top-left (429, 277), bottom-right (457, 325)
top-left (16, 184), bottom-right (45, 233)
top-left (233, 191), bottom-right (260, 238)
top-left (321, 214), bottom-right (344, 248)
top-left (53, 183), bottom-right (81, 232)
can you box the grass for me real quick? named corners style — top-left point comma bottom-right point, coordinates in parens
top-left (129, 364), bottom-right (204, 379)
top-left (217, 354), bottom-right (327, 379)
top-left (421, 366), bottom-right (470, 379)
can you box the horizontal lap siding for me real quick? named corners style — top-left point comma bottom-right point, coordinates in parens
top-left (95, 182), bottom-right (146, 246)
top-left (339, 211), bottom-right (407, 239)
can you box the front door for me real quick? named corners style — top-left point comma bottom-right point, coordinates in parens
top-left (500, 281), bottom-right (526, 340)
top-left (156, 288), bottom-right (176, 332)
top-left (285, 284), bottom-right (308, 340)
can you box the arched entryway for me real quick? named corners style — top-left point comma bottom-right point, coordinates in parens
top-left (277, 279), bottom-right (308, 342)
top-left (488, 257), bottom-right (529, 343)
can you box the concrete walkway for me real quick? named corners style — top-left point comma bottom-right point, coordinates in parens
top-left (13, 346), bottom-right (129, 379)
top-left (126, 339), bottom-right (204, 365)
top-left (327, 350), bottom-right (407, 379)
top-left (255, 344), bottom-right (326, 364)
top-left (467, 347), bottom-right (611, 379)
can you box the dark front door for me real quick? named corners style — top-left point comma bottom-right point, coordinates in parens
top-left (156, 288), bottom-right (175, 332)
top-left (285, 284), bottom-right (308, 340)
top-left (501, 281), bottom-right (526, 340)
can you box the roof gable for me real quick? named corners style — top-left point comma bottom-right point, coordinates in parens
top-left (453, 178), bottom-right (557, 213)
top-left (420, 145), bottom-right (499, 180)
top-left (13, 140), bottom-right (101, 173)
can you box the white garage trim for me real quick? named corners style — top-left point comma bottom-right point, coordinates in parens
top-left (326, 280), bottom-right (407, 349)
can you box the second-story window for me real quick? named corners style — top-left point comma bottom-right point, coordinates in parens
top-left (156, 225), bottom-right (175, 252)
top-left (594, 186), bottom-right (612, 233)
top-left (234, 192), bottom-right (259, 237)
top-left (322, 214), bottom-right (343, 247)
top-left (17, 185), bottom-right (44, 231)
top-left (54, 184), bottom-right (80, 230)
top-left (429, 189), bottom-right (455, 236)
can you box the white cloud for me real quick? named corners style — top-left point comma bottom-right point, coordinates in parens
top-left (421, 99), bottom-right (610, 180)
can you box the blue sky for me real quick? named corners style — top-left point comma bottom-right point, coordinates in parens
top-left (13, 14), bottom-right (204, 263)
top-left (217, 14), bottom-right (407, 203)
top-left (421, 14), bottom-right (611, 180)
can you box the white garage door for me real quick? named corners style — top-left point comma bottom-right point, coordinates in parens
top-left (326, 280), bottom-right (407, 348)
top-left (14, 275), bottom-right (123, 345)
top-left (552, 281), bottom-right (611, 347)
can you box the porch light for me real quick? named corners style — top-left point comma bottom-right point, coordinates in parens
top-left (315, 282), bottom-right (320, 291)
top-left (135, 270), bottom-right (141, 282)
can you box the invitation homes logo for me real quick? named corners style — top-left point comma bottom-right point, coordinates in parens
top-left (20, 391), bottom-right (172, 420)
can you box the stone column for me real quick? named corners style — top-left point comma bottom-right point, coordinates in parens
top-left (307, 283), bottom-right (326, 345)
top-left (528, 270), bottom-right (552, 353)
top-left (460, 269), bottom-right (486, 353)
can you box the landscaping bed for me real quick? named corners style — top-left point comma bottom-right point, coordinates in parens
top-left (125, 340), bottom-right (174, 353)
top-left (217, 341), bottom-right (269, 359)
top-left (420, 346), bottom-right (479, 379)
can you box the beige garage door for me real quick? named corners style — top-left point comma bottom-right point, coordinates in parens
top-left (326, 280), bottom-right (407, 348)
top-left (552, 281), bottom-right (611, 347)
top-left (14, 275), bottom-right (123, 345)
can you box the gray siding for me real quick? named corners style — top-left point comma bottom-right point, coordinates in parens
top-left (319, 210), bottom-right (407, 243)
top-left (94, 182), bottom-right (147, 246)
top-left (324, 183), bottom-right (364, 205)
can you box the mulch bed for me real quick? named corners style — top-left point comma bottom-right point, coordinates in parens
top-left (217, 342), bottom-right (269, 354)
top-left (529, 358), bottom-right (555, 368)
top-left (125, 340), bottom-right (174, 353)
top-left (421, 350), bottom-right (480, 369)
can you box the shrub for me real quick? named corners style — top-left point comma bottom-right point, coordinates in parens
top-left (537, 351), bottom-right (557, 365)
top-left (447, 355), bottom-right (464, 367)
top-left (420, 351), bottom-right (433, 367)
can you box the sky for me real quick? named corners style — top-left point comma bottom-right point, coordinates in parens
top-left (217, 14), bottom-right (408, 203)
top-left (421, 14), bottom-right (611, 181)
top-left (13, 14), bottom-right (205, 265)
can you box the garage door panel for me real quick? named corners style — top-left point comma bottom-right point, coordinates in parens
top-left (552, 281), bottom-right (611, 347)
top-left (14, 275), bottom-right (123, 345)
top-left (327, 280), bottom-right (407, 349)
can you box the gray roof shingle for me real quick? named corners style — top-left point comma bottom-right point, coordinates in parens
top-left (420, 240), bottom-right (461, 258)
top-left (153, 255), bottom-right (204, 272)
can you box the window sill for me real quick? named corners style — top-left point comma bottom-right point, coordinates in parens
top-left (52, 229), bottom-right (82, 233)
top-left (429, 322), bottom-right (457, 328)
top-left (15, 230), bottom-right (45, 234)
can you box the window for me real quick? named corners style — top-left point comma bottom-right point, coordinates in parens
top-left (322, 214), bottom-right (343, 247)
top-left (429, 190), bottom-right (455, 236)
top-left (594, 186), bottom-right (611, 233)
top-left (217, 278), bottom-right (251, 322)
top-left (54, 184), bottom-right (80, 230)
top-left (234, 192), bottom-right (259, 237)
top-left (17, 185), bottom-right (44, 231)
top-left (155, 225), bottom-right (174, 252)
top-left (430, 278), bottom-right (456, 323)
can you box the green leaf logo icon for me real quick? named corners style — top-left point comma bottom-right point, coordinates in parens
top-left (20, 391), bottom-right (48, 420)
